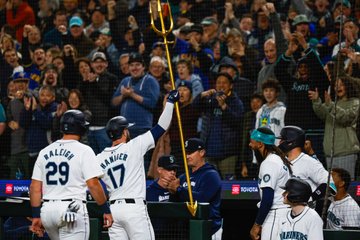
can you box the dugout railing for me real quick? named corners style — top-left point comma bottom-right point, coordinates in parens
top-left (1, 199), bottom-right (360, 239)
top-left (0, 200), bottom-right (212, 240)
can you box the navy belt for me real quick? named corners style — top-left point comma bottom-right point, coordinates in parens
top-left (43, 199), bottom-right (86, 203)
top-left (110, 198), bottom-right (146, 205)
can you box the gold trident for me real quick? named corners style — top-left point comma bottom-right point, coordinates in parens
top-left (150, 0), bottom-right (197, 216)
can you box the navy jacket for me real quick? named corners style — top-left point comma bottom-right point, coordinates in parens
top-left (19, 102), bottom-right (57, 154)
top-left (176, 163), bottom-right (222, 234)
top-left (193, 92), bottom-right (244, 158)
top-left (146, 180), bottom-right (171, 202)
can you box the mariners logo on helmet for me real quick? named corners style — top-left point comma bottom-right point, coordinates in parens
top-left (105, 116), bottom-right (135, 140)
top-left (281, 178), bottom-right (312, 204)
top-left (60, 110), bottom-right (89, 136)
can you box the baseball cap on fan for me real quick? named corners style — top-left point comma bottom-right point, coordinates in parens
top-left (12, 71), bottom-right (31, 82)
top-left (128, 52), bottom-right (145, 65)
top-left (292, 14), bottom-right (309, 26)
top-left (158, 155), bottom-right (179, 170)
top-left (333, 0), bottom-right (351, 10)
top-left (91, 52), bottom-right (107, 62)
top-left (184, 138), bottom-right (205, 153)
top-left (69, 16), bottom-right (83, 28)
top-left (201, 17), bottom-right (218, 26)
top-left (177, 80), bottom-right (192, 91)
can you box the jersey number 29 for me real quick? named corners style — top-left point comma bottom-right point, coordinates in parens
top-left (107, 164), bottom-right (125, 189)
top-left (46, 162), bottom-right (69, 185)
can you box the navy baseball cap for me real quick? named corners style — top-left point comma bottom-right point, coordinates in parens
top-left (158, 155), bottom-right (179, 170)
top-left (152, 41), bottom-right (165, 50)
top-left (177, 80), bottom-right (192, 91)
top-left (12, 72), bottom-right (31, 82)
top-left (128, 52), bottom-right (144, 65)
top-left (185, 138), bottom-right (205, 153)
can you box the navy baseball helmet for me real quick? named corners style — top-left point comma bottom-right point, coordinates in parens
top-left (105, 116), bottom-right (134, 140)
top-left (277, 126), bottom-right (305, 153)
top-left (60, 110), bottom-right (89, 136)
top-left (281, 178), bottom-right (312, 204)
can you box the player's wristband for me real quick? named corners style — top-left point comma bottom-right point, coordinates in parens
top-left (100, 202), bottom-right (111, 214)
top-left (32, 206), bottom-right (41, 218)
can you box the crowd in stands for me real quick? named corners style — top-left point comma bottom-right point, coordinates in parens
top-left (0, 0), bottom-right (359, 181)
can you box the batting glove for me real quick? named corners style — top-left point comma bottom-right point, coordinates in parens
top-left (62, 211), bottom-right (77, 223)
top-left (61, 201), bottom-right (81, 223)
top-left (167, 90), bottom-right (180, 103)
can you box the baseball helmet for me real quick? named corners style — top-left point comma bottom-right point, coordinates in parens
top-left (105, 116), bottom-right (134, 140)
top-left (282, 178), bottom-right (312, 204)
top-left (278, 126), bottom-right (305, 153)
top-left (60, 110), bottom-right (89, 136)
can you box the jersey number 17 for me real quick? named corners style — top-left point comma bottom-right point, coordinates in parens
top-left (107, 164), bottom-right (125, 189)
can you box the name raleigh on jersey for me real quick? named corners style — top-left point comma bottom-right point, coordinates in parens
top-left (43, 148), bottom-right (75, 161)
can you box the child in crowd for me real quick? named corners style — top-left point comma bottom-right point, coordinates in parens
top-left (255, 78), bottom-right (286, 145)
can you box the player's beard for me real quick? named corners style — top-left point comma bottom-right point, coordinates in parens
top-left (254, 149), bottom-right (265, 164)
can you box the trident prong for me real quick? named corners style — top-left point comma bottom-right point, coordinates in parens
top-left (149, 0), bottom-right (197, 217)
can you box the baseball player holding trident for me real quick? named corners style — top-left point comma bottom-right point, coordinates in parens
top-left (249, 127), bottom-right (292, 240)
top-left (30, 110), bottom-right (113, 239)
top-left (96, 90), bottom-right (179, 239)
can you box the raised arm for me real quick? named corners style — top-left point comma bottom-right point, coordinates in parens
top-left (150, 90), bottom-right (179, 142)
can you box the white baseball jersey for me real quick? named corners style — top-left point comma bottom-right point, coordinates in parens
top-left (32, 139), bottom-right (104, 200)
top-left (258, 153), bottom-right (291, 240)
top-left (97, 131), bottom-right (155, 240)
top-left (290, 153), bottom-right (336, 192)
top-left (327, 195), bottom-right (360, 230)
top-left (97, 131), bottom-right (155, 200)
top-left (280, 206), bottom-right (323, 240)
top-left (258, 153), bottom-right (290, 209)
top-left (32, 139), bottom-right (103, 240)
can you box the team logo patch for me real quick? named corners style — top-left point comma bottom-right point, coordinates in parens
top-left (263, 174), bottom-right (271, 183)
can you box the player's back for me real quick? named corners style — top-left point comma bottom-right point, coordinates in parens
top-left (258, 153), bottom-right (290, 209)
top-left (32, 139), bottom-right (103, 201)
top-left (97, 131), bottom-right (155, 200)
top-left (291, 152), bottom-right (332, 191)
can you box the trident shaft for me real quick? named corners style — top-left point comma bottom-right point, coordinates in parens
top-left (150, 0), bottom-right (197, 216)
